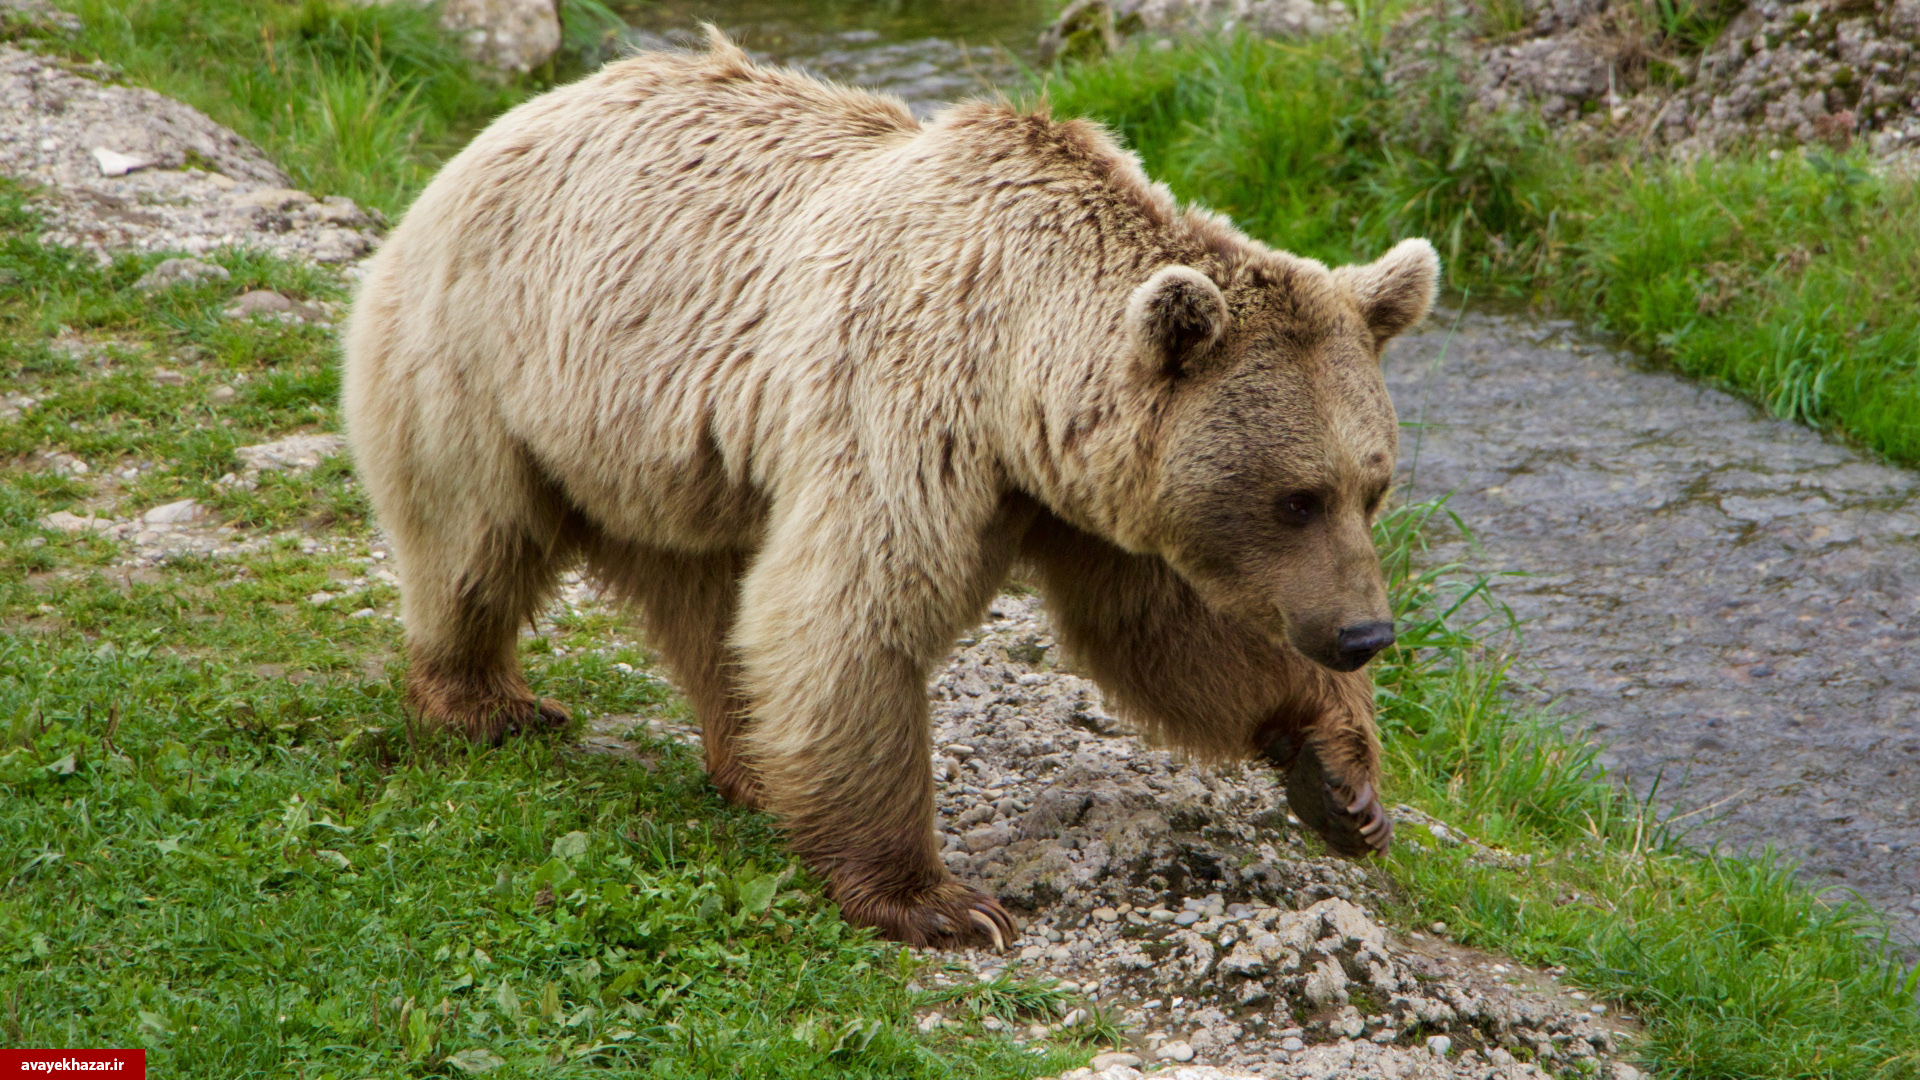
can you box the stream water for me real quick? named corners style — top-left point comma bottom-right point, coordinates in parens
top-left (610, 0), bottom-right (1051, 115)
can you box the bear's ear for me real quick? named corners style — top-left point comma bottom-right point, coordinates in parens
top-left (1127, 265), bottom-right (1228, 380)
top-left (1332, 238), bottom-right (1440, 350)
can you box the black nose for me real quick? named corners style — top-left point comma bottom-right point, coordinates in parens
top-left (1335, 621), bottom-right (1395, 667)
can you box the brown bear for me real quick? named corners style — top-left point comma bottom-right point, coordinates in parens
top-left (343, 31), bottom-right (1437, 950)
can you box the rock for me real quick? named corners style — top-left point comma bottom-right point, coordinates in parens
top-left (142, 498), bottom-right (205, 525)
top-left (224, 290), bottom-right (324, 322)
top-left (1427, 1034), bottom-right (1452, 1057)
top-left (134, 257), bottom-right (230, 291)
top-left (1040, 0), bottom-right (1350, 61)
top-left (225, 290), bottom-right (292, 317)
top-left (39, 451), bottom-right (89, 476)
top-left (438, 0), bottom-right (562, 73)
top-left (209, 386), bottom-right (237, 403)
top-left (0, 0), bottom-right (82, 35)
top-left (235, 187), bottom-right (313, 211)
top-left (40, 510), bottom-right (112, 532)
top-left (235, 434), bottom-right (346, 474)
top-left (1156, 1040), bottom-right (1196, 1061)
top-left (1089, 1052), bottom-right (1142, 1069)
top-left (1389, 0), bottom-right (1920, 161)
top-left (0, 45), bottom-right (382, 264)
top-left (1038, 0), bottom-right (1122, 64)
top-left (90, 147), bottom-right (151, 177)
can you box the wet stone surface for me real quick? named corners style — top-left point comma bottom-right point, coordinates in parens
top-left (1385, 311), bottom-right (1920, 947)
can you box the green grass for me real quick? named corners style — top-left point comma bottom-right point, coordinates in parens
top-left (1041, 27), bottom-right (1920, 466)
top-left (0, 179), bottom-right (1093, 1077)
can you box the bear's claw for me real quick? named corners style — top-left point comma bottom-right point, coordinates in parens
top-left (1283, 742), bottom-right (1392, 857)
top-left (841, 880), bottom-right (1016, 951)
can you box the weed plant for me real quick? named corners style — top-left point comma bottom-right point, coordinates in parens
top-left (1044, 29), bottom-right (1920, 467)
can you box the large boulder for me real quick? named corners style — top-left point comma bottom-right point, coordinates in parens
top-left (438, 0), bottom-right (562, 74)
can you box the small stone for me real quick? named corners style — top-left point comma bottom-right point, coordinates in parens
top-left (1611, 1065), bottom-right (1644, 1080)
top-left (1027, 1022), bottom-right (1049, 1038)
top-left (1430, 921), bottom-right (1449, 936)
top-left (1091, 907), bottom-right (1118, 923)
top-left (349, 608), bottom-right (377, 618)
top-left (1155, 1040), bottom-right (1195, 1062)
top-left (225, 290), bottom-right (293, 318)
top-left (150, 369), bottom-right (186, 386)
top-left (40, 511), bottom-right (112, 533)
top-left (91, 147), bottom-right (151, 177)
top-left (142, 499), bottom-right (205, 525)
top-left (1427, 1035), bottom-right (1452, 1057)
top-left (235, 434), bottom-right (345, 474)
top-left (1148, 908), bottom-right (1175, 923)
top-left (307, 591), bottom-right (335, 605)
top-left (1174, 911), bottom-right (1201, 926)
top-left (210, 386), bottom-right (237, 403)
top-left (135, 258), bottom-right (230, 291)
top-left (1089, 1052), bottom-right (1141, 1070)
top-left (1280, 1037), bottom-right (1306, 1052)
top-left (1590, 1003), bottom-right (1607, 1015)
top-left (916, 1012), bottom-right (943, 1033)
top-left (235, 187), bottom-right (315, 211)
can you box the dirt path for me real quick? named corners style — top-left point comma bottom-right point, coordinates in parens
top-left (1385, 311), bottom-right (1920, 949)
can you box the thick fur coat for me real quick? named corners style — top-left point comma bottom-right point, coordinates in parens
top-left (344, 32), bottom-right (1438, 947)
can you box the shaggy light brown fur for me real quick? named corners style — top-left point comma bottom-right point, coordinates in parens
top-left (343, 30), bottom-right (1437, 948)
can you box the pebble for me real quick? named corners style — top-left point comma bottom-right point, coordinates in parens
top-left (134, 257), bottom-right (230, 291)
top-left (142, 498), bottom-right (205, 525)
top-left (1156, 1040), bottom-right (1195, 1062)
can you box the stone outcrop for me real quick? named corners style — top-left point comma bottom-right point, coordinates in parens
top-left (0, 46), bottom-right (382, 263)
top-left (1392, 0), bottom-right (1920, 159)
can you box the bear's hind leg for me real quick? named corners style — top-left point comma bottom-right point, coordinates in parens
top-left (589, 542), bottom-right (762, 809)
top-left (391, 488), bottom-right (583, 744)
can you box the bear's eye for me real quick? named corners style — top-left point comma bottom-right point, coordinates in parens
top-left (1365, 487), bottom-right (1389, 518)
top-left (1277, 491), bottom-right (1320, 526)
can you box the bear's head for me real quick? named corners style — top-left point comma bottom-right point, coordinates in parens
top-left (1132, 238), bottom-right (1438, 672)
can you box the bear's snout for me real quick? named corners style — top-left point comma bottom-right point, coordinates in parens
top-left (1329, 620), bottom-right (1395, 672)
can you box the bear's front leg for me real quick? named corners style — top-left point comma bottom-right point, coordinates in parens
top-left (1257, 669), bottom-right (1392, 857)
top-left (731, 489), bottom-right (1029, 949)
top-left (1022, 512), bottom-right (1392, 857)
